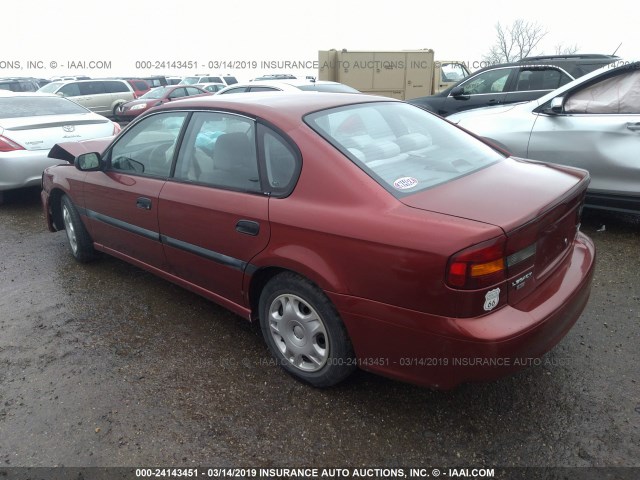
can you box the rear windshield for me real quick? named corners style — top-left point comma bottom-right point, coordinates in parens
top-left (141, 87), bottom-right (169, 99)
top-left (0, 96), bottom-right (89, 118)
top-left (305, 102), bottom-right (503, 196)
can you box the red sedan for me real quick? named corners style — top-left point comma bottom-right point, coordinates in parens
top-left (41, 93), bottom-right (595, 389)
top-left (115, 85), bottom-right (210, 121)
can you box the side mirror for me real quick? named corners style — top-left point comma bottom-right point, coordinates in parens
top-left (451, 87), bottom-right (469, 99)
top-left (543, 97), bottom-right (565, 115)
top-left (75, 152), bottom-right (103, 171)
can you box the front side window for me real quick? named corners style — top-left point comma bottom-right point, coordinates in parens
top-left (173, 112), bottom-right (260, 192)
top-left (168, 87), bottom-right (188, 99)
top-left (58, 83), bottom-right (81, 97)
top-left (564, 70), bottom-right (640, 114)
top-left (305, 102), bottom-right (503, 197)
top-left (441, 63), bottom-right (469, 82)
top-left (109, 112), bottom-right (188, 177)
top-left (185, 87), bottom-right (204, 96)
top-left (459, 69), bottom-right (511, 95)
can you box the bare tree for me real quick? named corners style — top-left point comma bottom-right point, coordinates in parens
top-left (483, 19), bottom-right (548, 64)
top-left (554, 43), bottom-right (580, 55)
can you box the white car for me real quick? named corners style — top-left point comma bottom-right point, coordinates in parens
top-left (216, 79), bottom-right (359, 94)
top-left (448, 60), bottom-right (640, 215)
top-left (0, 91), bottom-right (120, 203)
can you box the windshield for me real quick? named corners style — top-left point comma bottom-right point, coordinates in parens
top-left (37, 82), bottom-right (64, 93)
top-left (141, 87), bottom-right (169, 99)
top-left (0, 96), bottom-right (89, 118)
top-left (305, 102), bottom-right (504, 197)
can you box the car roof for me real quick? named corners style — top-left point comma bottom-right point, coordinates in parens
top-left (152, 92), bottom-right (395, 130)
top-left (231, 80), bottom-right (346, 89)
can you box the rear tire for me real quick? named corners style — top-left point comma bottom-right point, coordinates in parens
top-left (259, 272), bottom-right (356, 387)
top-left (61, 195), bottom-right (95, 263)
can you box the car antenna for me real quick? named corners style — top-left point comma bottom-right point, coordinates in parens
top-left (612, 42), bottom-right (622, 56)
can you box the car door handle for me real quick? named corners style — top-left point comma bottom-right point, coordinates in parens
top-left (626, 122), bottom-right (640, 132)
top-left (136, 197), bottom-right (152, 210)
top-left (235, 220), bottom-right (260, 236)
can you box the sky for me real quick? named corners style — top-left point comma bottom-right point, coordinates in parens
top-left (1, 0), bottom-right (637, 81)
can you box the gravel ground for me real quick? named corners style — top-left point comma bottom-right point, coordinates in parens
top-left (0, 187), bottom-right (638, 479)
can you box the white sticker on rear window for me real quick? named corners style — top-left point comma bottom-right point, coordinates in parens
top-left (393, 177), bottom-right (418, 190)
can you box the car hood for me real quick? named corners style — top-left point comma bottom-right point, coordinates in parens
top-left (48, 137), bottom-right (114, 162)
top-left (400, 157), bottom-right (589, 232)
top-left (447, 102), bottom-right (532, 123)
top-left (124, 98), bottom-right (154, 107)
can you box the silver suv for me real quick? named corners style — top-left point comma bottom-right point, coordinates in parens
top-left (38, 79), bottom-right (135, 117)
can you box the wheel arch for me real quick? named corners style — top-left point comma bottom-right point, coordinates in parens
top-left (49, 187), bottom-right (67, 231)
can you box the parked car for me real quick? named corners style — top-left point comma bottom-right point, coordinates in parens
top-left (448, 60), bottom-right (640, 215)
top-left (195, 82), bottom-right (227, 93)
top-left (0, 77), bottom-right (41, 92)
top-left (216, 79), bottom-right (359, 94)
top-left (141, 76), bottom-right (168, 88)
top-left (42, 93), bottom-right (595, 389)
top-left (180, 74), bottom-right (238, 86)
top-left (121, 78), bottom-right (151, 98)
top-left (115, 85), bottom-right (210, 121)
top-left (410, 54), bottom-right (620, 117)
top-left (250, 74), bottom-right (299, 81)
top-left (166, 76), bottom-right (183, 85)
top-left (0, 91), bottom-right (120, 204)
top-left (38, 79), bottom-right (136, 117)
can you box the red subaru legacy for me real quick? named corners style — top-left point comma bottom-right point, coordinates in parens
top-left (41, 93), bottom-right (595, 389)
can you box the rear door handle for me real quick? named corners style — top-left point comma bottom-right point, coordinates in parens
top-left (236, 220), bottom-right (260, 236)
top-left (136, 197), bottom-right (152, 210)
top-left (626, 122), bottom-right (640, 131)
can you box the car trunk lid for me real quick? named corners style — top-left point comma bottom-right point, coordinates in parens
top-left (0, 114), bottom-right (113, 151)
top-left (401, 157), bottom-right (589, 306)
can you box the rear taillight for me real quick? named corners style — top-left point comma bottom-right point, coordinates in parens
top-left (112, 122), bottom-right (122, 135)
top-left (0, 135), bottom-right (25, 152)
top-left (447, 237), bottom-right (506, 289)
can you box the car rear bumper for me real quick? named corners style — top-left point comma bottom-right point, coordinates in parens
top-left (0, 151), bottom-right (67, 191)
top-left (329, 232), bottom-right (596, 389)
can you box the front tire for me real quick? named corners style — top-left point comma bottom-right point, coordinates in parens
top-left (61, 195), bottom-right (95, 263)
top-left (259, 272), bottom-right (356, 387)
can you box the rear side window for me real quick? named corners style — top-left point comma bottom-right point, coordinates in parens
top-left (104, 81), bottom-right (129, 93)
top-left (259, 126), bottom-right (300, 195)
top-left (223, 76), bottom-right (238, 85)
top-left (174, 111), bottom-right (260, 192)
